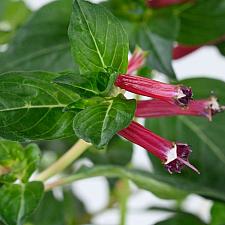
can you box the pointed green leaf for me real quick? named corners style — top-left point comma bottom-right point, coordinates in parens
top-left (0, 182), bottom-right (44, 225)
top-left (73, 94), bottom-right (136, 147)
top-left (54, 71), bottom-right (118, 98)
top-left (0, 71), bottom-right (79, 141)
top-left (69, 0), bottom-right (129, 73)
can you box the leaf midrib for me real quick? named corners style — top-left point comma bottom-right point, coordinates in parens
top-left (180, 117), bottom-right (225, 164)
top-left (75, 0), bottom-right (106, 70)
top-left (0, 104), bottom-right (67, 112)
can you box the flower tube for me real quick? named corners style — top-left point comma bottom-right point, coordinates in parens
top-left (118, 121), bottom-right (199, 174)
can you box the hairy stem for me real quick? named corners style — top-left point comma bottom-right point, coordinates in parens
top-left (35, 139), bottom-right (91, 182)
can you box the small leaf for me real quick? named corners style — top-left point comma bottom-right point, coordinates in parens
top-left (73, 94), bottom-right (136, 147)
top-left (0, 182), bottom-right (44, 225)
top-left (0, 140), bottom-right (40, 183)
top-left (54, 71), bottom-right (118, 98)
top-left (0, 71), bottom-right (79, 141)
top-left (69, 0), bottom-right (129, 73)
top-left (22, 144), bottom-right (41, 183)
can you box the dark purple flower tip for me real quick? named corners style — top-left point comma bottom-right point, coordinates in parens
top-left (165, 143), bottom-right (200, 174)
top-left (176, 86), bottom-right (193, 106)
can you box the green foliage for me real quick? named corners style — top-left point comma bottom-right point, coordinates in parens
top-left (73, 94), bottom-right (136, 147)
top-left (0, 0), bottom-right (76, 72)
top-left (0, 140), bottom-right (40, 183)
top-left (69, 0), bottom-right (129, 73)
top-left (54, 71), bottom-right (118, 98)
top-left (27, 190), bottom-right (90, 225)
top-left (146, 78), bottom-right (225, 201)
top-left (104, 1), bottom-right (178, 78)
top-left (63, 165), bottom-right (187, 199)
top-left (0, 182), bottom-right (44, 225)
top-left (0, 0), bottom-right (30, 44)
top-left (85, 135), bottom-right (133, 166)
top-left (210, 202), bottom-right (225, 225)
top-left (155, 212), bottom-right (206, 225)
top-left (177, 0), bottom-right (225, 45)
top-left (0, 71), bottom-right (79, 141)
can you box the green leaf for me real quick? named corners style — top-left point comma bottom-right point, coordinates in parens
top-left (154, 212), bottom-right (206, 225)
top-left (54, 71), bottom-right (118, 98)
top-left (69, 0), bottom-right (129, 73)
top-left (62, 165), bottom-right (187, 199)
top-left (27, 190), bottom-right (90, 225)
top-left (0, 0), bottom-right (76, 73)
top-left (210, 202), bottom-right (225, 225)
top-left (84, 135), bottom-right (133, 166)
top-left (0, 182), bottom-right (44, 225)
top-left (0, 71), bottom-right (79, 141)
top-left (103, 3), bottom-right (178, 79)
top-left (0, 140), bottom-right (40, 183)
top-left (0, 0), bottom-right (31, 45)
top-left (177, 0), bottom-right (225, 45)
top-left (217, 41), bottom-right (225, 57)
top-left (73, 94), bottom-right (136, 147)
top-left (21, 144), bottom-right (41, 183)
top-left (145, 78), bottom-right (225, 202)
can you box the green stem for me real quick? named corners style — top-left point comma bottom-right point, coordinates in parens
top-left (35, 139), bottom-right (91, 182)
top-left (118, 179), bottom-right (129, 225)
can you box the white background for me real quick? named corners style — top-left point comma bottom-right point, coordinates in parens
top-left (23, 0), bottom-right (225, 224)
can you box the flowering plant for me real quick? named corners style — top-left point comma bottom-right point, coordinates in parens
top-left (0, 0), bottom-right (225, 224)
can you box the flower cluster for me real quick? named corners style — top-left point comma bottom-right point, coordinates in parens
top-left (115, 49), bottom-right (224, 174)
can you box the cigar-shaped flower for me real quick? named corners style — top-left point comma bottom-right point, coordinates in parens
top-left (115, 74), bottom-right (193, 106)
top-left (118, 121), bottom-right (199, 174)
top-left (136, 97), bottom-right (224, 121)
top-left (127, 47), bottom-right (147, 74)
top-left (148, 0), bottom-right (191, 8)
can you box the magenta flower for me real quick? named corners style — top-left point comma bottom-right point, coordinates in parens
top-left (115, 75), bottom-right (193, 106)
top-left (118, 121), bottom-right (199, 174)
top-left (173, 44), bottom-right (201, 60)
top-left (136, 97), bottom-right (225, 121)
top-left (127, 47), bottom-right (147, 74)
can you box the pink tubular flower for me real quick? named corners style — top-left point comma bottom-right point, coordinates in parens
top-left (136, 97), bottom-right (225, 121)
top-left (127, 47), bottom-right (147, 74)
top-left (147, 0), bottom-right (191, 8)
top-left (115, 74), bottom-right (193, 107)
top-left (173, 44), bottom-right (201, 60)
top-left (118, 121), bottom-right (199, 174)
